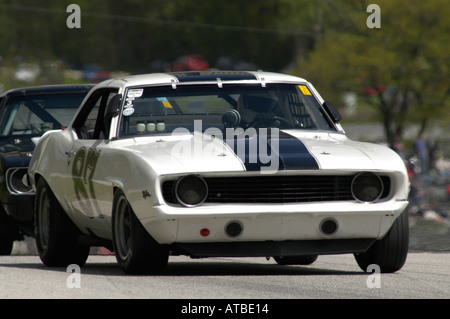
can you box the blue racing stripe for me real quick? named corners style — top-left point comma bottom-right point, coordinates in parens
top-left (226, 129), bottom-right (319, 171)
top-left (274, 131), bottom-right (320, 170)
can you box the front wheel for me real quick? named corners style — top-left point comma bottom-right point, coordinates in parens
top-left (34, 178), bottom-right (89, 267)
top-left (112, 189), bottom-right (168, 274)
top-left (354, 210), bottom-right (409, 273)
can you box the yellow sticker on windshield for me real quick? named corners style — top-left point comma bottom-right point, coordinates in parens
top-left (162, 101), bottom-right (173, 109)
top-left (298, 85), bottom-right (312, 95)
top-left (157, 97), bottom-right (173, 108)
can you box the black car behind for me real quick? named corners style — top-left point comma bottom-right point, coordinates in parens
top-left (0, 84), bottom-right (93, 255)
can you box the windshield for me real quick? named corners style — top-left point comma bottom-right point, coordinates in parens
top-left (118, 84), bottom-right (336, 137)
top-left (0, 93), bottom-right (85, 136)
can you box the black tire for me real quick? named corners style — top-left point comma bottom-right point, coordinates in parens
top-left (0, 207), bottom-right (16, 255)
top-left (354, 210), bottom-right (409, 273)
top-left (112, 189), bottom-right (168, 274)
top-left (0, 238), bottom-right (13, 255)
top-left (34, 178), bottom-right (89, 267)
top-left (274, 255), bottom-right (318, 265)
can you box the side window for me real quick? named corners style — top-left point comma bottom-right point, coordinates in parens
top-left (73, 92), bottom-right (102, 139)
top-left (73, 88), bottom-right (119, 140)
top-left (13, 102), bottom-right (43, 134)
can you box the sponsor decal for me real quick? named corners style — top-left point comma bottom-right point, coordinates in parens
top-left (298, 85), bottom-right (312, 96)
top-left (127, 88), bottom-right (144, 98)
top-left (122, 107), bottom-right (135, 116)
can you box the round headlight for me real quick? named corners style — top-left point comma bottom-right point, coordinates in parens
top-left (7, 168), bottom-right (33, 194)
top-left (351, 172), bottom-right (383, 203)
top-left (175, 175), bottom-right (208, 207)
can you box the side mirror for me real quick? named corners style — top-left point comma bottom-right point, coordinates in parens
top-left (322, 101), bottom-right (342, 123)
top-left (104, 94), bottom-right (122, 140)
top-left (106, 94), bottom-right (122, 118)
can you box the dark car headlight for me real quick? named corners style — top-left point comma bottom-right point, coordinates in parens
top-left (6, 168), bottom-right (34, 195)
top-left (351, 172), bottom-right (383, 203)
top-left (175, 175), bottom-right (208, 207)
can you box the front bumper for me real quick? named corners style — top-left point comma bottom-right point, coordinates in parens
top-left (139, 200), bottom-right (409, 247)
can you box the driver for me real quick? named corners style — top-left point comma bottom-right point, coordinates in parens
top-left (237, 94), bottom-right (277, 128)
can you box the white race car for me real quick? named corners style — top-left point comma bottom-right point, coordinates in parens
top-left (28, 71), bottom-right (409, 274)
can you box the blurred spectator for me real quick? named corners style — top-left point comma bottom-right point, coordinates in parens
top-left (392, 135), bottom-right (405, 160)
top-left (415, 133), bottom-right (428, 174)
top-left (427, 137), bottom-right (438, 171)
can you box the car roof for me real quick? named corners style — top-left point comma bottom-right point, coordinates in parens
top-left (98, 71), bottom-right (308, 89)
top-left (0, 84), bottom-right (94, 97)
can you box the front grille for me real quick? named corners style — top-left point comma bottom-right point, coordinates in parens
top-left (162, 175), bottom-right (391, 204)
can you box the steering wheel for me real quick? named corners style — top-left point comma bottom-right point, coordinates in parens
top-left (270, 116), bottom-right (293, 128)
top-left (222, 109), bottom-right (241, 128)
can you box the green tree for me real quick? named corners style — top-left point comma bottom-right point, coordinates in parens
top-left (290, 0), bottom-right (449, 147)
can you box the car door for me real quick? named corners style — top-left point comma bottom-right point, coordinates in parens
top-left (63, 88), bottom-right (119, 238)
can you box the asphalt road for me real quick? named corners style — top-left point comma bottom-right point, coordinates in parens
top-left (1, 252), bottom-right (449, 300)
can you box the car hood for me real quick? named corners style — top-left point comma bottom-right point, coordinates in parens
top-left (120, 130), bottom-right (405, 176)
top-left (287, 131), bottom-right (403, 171)
top-left (122, 133), bottom-right (245, 175)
